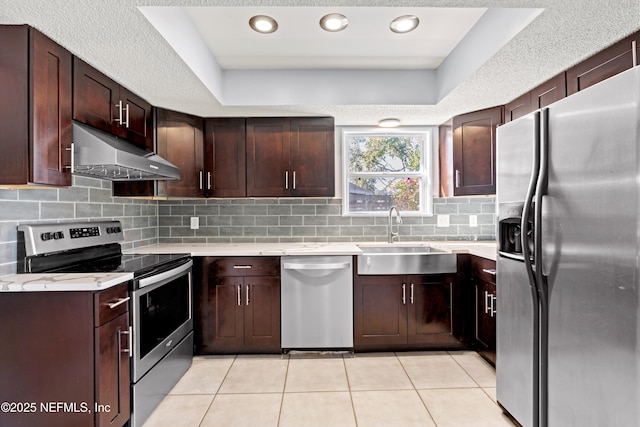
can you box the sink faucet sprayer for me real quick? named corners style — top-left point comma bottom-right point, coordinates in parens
top-left (388, 206), bottom-right (402, 243)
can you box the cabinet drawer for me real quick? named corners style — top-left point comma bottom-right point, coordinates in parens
top-left (471, 257), bottom-right (496, 284)
top-left (209, 257), bottom-right (280, 277)
top-left (94, 282), bottom-right (130, 327)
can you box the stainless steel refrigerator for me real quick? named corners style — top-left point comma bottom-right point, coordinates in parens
top-left (496, 65), bottom-right (640, 427)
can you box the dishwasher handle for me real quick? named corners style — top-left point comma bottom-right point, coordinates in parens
top-left (283, 262), bottom-right (351, 270)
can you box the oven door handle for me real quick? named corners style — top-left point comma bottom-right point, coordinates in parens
top-left (137, 259), bottom-right (193, 289)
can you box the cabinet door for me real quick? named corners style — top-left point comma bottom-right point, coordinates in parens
top-left (73, 58), bottom-right (121, 136)
top-left (354, 275), bottom-right (407, 349)
top-left (244, 276), bottom-right (281, 352)
top-left (95, 312), bottom-right (130, 427)
top-left (567, 31), bottom-right (640, 96)
top-left (119, 87), bottom-right (153, 150)
top-left (246, 118), bottom-right (290, 197)
top-left (452, 106), bottom-right (503, 196)
top-left (504, 92), bottom-right (532, 124)
top-left (210, 276), bottom-right (245, 353)
top-left (475, 280), bottom-right (496, 364)
top-left (204, 118), bottom-right (246, 197)
top-left (30, 28), bottom-right (73, 186)
top-left (290, 117), bottom-right (335, 197)
top-left (407, 276), bottom-right (458, 346)
top-left (530, 72), bottom-right (566, 109)
top-left (156, 108), bottom-right (204, 197)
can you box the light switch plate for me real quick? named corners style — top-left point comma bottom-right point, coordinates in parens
top-left (469, 215), bottom-right (478, 227)
top-left (437, 214), bottom-right (450, 227)
top-left (190, 217), bottom-right (199, 230)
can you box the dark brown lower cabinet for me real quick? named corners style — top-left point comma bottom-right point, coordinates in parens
top-left (354, 273), bottom-right (464, 351)
top-left (471, 257), bottom-right (497, 365)
top-left (0, 283), bottom-right (130, 427)
top-left (196, 257), bottom-right (281, 354)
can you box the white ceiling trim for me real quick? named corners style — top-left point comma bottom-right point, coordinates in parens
top-left (139, 6), bottom-right (541, 107)
top-left (1, 0), bottom-right (639, 125)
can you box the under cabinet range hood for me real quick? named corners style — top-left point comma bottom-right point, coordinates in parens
top-left (72, 121), bottom-right (180, 181)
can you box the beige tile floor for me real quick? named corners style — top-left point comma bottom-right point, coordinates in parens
top-left (143, 351), bottom-right (516, 427)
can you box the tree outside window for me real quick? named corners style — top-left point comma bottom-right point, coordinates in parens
top-left (343, 129), bottom-right (432, 215)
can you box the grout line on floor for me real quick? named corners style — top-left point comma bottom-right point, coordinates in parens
top-left (396, 352), bottom-right (441, 427)
top-left (342, 354), bottom-right (359, 427)
top-left (275, 355), bottom-right (290, 426)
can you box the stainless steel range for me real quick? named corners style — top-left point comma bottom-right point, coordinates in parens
top-left (17, 221), bottom-right (193, 427)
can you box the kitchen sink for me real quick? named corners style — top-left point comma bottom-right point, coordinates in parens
top-left (356, 245), bottom-right (457, 275)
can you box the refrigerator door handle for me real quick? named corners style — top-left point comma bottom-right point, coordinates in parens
top-left (521, 110), bottom-right (542, 427)
top-left (535, 108), bottom-right (551, 427)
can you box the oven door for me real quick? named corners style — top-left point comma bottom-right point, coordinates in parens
top-left (131, 259), bottom-right (193, 383)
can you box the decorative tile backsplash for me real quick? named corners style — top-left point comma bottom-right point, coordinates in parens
top-left (0, 176), bottom-right (158, 276)
top-left (0, 176), bottom-right (495, 276)
top-left (157, 196), bottom-right (496, 244)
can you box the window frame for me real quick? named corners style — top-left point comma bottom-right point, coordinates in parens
top-left (341, 126), bottom-right (435, 217)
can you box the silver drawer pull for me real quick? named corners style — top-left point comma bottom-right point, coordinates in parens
top-left (119, 329), bottom-right (130, 354)
top-left (482, 268), bottom-right (497, 275)
top-left (233, 265), bottom-right (253, 269)
top-left (107, 297), bottom-right (130, 309)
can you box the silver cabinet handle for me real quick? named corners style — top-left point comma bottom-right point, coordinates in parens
top-left (107, 296), bottom-right (130, 309)
top-left (482, 268), bottom-right (497, 275)
top-left (455, 170), bottom-right (461, 188)
top-left (64, 143), bottom-right (74, 171)
top-left (128, 326), bottom-right (134, 359)
top-left (237, 284), bottom-right (242, 306)
top-left (293, 170), bottom-right (296, 190)
top-left (402, 284), bottom-right (406, 305)
top-left (124, 103), bottom-right (130, 128)
top-left (233, 265), bottom-right (252, 269)
top-left (285, 170), bottom-right (289, 189)
top-left (207, 171), bottom-right (212, 190)
top-left (246, 284), bottom-right (250, 306)
top-left (410, 283), bottom-right (414, 304)
top-left (119, 329), bottom-right (130, 354)
top-left (633, 40), bottom-right (637, 67)
top-left (115, 100), bottom-right (123, 125)
top-left (491, 294), bottom-right (497, 317)
top-left (199, 170), bottom-right (203, 190)
top-left (484, 291), bottom-right (490, 314)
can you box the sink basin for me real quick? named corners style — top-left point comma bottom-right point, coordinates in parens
top-left (356, 245), bottom-right (457, 275)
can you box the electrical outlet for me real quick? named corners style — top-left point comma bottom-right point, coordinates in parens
top-left (437, 214), bottom-right (450, 227)
top-left (469, 215), bottom-right (478, 227)
top-left (190, 217), bottom-right (199, 230)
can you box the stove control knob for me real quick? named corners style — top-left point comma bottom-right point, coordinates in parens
top-left (40, 232), bottom-right (52, 241)
top-left (53, 231), bottom-right (64, 240)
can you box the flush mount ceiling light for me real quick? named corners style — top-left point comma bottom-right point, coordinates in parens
top-left (389, 15), bottom-right (420, 33)
top-left (378, 118), bottom-right (401, 128)
top-left (249, 15), bottom-right (278, 34)
top-left (319, 13), bottom-right (349, 32)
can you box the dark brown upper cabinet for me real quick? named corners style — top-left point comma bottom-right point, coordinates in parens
top-left (156, 109), bottom-right (204, 198)
top-left (504, 72), bottom-right (567, 124)
top-left (246, 117), bottom-right (335, 197)
top-left (73, 57), bottom-right (153, 151)
top-left (0, 25), bottom-right (72, 187)
top-left (567, 31), bottom-right (640, 96)
top-left (451, 106), bottom-right (503, 196)
top-left (204, 118), bottom-right (247, 198)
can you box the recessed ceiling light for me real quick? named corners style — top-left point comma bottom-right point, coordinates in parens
top-left (249, 15), bottom-right (278, 34)
top-left (320, 13), bottom-right (349, 32)
top-left (390, 15), bottom-right (419, 33)
top-left (378, 118), bottom-right (401, 128)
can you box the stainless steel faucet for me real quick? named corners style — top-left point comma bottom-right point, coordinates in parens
top-left (388, 206), bottom-right (402, 243)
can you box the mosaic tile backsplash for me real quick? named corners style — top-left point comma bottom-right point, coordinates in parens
top-left (0, 177), bottom-right (158, 276)
top-left (157, 196), bottom-right (496, 244)
top-left (0, 176), bottom-right (495, 276)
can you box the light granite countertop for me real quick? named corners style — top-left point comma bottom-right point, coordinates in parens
top-left (0, 272), bottom-right (133, 292)
top-left (126, 241), bottom-right (497, 261)
top-left (0, 241), bottom-right (496, 292)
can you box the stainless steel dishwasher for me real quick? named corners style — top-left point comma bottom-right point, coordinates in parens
top-left (281, 256), bottom-right (353, 350)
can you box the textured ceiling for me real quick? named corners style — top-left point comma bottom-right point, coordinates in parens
top-left (1, 0), bottom-right (639, 126)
